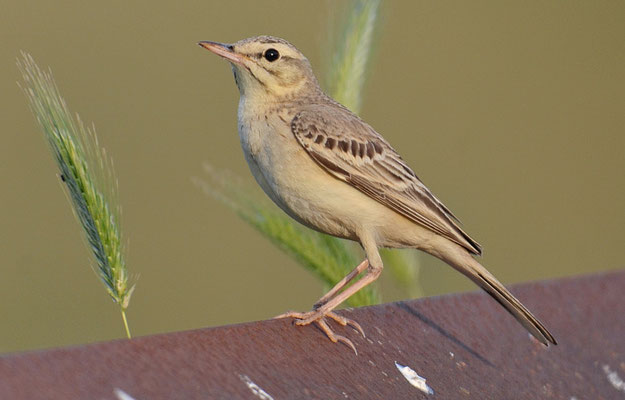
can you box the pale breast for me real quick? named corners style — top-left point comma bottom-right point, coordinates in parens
top-left (237, 111), bottom-right (288, 213)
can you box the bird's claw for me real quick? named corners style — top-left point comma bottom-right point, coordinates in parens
top-left (320, 311), bottom-right (365, 338)
top-left (316, 318), bottom-right (357, 355)
top-left (274, 309), bottom-right (366, 354)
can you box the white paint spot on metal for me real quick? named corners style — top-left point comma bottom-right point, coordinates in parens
top-left (603, 364), bottom-right (625, 392)
top-left (239, 374), bottom-right (274, 400)
top-left (113, 388), bottom-right (137, 400)
top-left (395, 361), bottom-right (434, 395)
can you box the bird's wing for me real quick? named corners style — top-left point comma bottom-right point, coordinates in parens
top-left (291, 104), bottom-right (482, 255)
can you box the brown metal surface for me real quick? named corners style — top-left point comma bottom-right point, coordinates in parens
top-left (1, 270), bottom-right (624, 399)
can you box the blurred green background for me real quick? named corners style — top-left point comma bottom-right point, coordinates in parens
top-left (1, 1), bottom-right (623, 353)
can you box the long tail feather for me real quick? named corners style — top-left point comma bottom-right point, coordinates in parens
top-left (436, 242), bottom-right (557, 346)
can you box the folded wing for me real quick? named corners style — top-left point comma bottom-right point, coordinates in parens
top-left (291, 104), bottom-right (482, 255)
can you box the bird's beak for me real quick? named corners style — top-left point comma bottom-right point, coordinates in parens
top-left (198, 41), bottom-right (246, 66)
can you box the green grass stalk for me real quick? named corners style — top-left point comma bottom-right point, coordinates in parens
top-left (18, 52), bottom-right (135, 338)
top-left (327, 0), bottom-right (380, 114)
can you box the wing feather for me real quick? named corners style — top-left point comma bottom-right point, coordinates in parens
top-left (291, 105), bottom-right (482, 255)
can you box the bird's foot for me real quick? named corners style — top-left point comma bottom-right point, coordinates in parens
top-left (275, 310), bottom-right (365, 354)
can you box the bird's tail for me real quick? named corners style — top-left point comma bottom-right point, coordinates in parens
top-left (435, 242), bottom-right (557, 346)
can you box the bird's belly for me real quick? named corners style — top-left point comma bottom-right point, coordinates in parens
top-left (270, 157), bottom-right (432, 247)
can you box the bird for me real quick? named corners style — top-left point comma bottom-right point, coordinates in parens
top-left (198, 35), bottom-right (557, 352)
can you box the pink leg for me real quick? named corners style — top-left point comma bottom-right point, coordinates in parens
top-left (296, 265), bottom-right (382, 326)
top-left (314, 259), bottom-right (369, 309)
top-left (275, 263), bottom-right (383, 353)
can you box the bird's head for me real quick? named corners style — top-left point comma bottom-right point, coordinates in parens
top-left (199, 36), bottom-right (320, 100)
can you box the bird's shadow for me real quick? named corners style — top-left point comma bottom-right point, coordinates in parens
top-left (396, 301), bottom-right (495, 368)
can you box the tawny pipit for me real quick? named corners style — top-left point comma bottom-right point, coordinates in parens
top-left (199, 36), bottom-right (557, 351)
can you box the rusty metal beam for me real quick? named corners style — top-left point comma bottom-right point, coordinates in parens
top-left (1, 270), bottom-right (624, 399)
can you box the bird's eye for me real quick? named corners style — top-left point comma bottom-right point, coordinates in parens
top-left (264, 48), bottom-right (280, 62)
